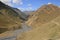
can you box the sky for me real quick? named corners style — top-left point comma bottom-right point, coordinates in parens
top-left (0, 0), bottom-right (60, 11)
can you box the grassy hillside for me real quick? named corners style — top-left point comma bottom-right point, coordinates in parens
top-left (0, 2), bottom-right (23, 34)
top-left (18, 16), bottom-right (60, 40)
top-left (17, 4), bottom-right (60, 40)
top-left (26, 4), bottom-right (60, 28)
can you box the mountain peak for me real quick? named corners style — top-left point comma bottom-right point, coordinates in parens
top-left (0, 1), bottom-right (11, 9)
top-left (0, 1), bottom-right (5, 5)
top-left (26, 4), bottom-right (60, 27)
top-left (0, 1), bottom-right (8, 8)
top-left (37, 4), bottom-right (59, 13)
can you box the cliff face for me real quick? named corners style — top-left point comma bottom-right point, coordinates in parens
top-left (26, 4), bottom-right (60, 28)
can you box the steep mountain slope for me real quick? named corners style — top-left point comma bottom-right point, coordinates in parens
top-left (17, 7), bottom-right (60, 40)
top-left (0, 1), bottom-right (25, 33)
top-left (26, 4), bottom-right (60, 28)
top-left (18, 13), bottom-right (60, 40)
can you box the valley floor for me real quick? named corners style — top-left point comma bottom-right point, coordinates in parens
top-left (0, 23), bottom-right (32, 40)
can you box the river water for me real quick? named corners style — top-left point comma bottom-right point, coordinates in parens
top-left (0, 23), bottom-right (32, 40)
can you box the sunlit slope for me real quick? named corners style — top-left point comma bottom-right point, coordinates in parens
top-left (18, 16), bottom-right (60, 40)
top-left (26, 4), bottom-right (60, 28)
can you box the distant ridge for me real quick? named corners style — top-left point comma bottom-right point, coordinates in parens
top-left (0, 1), bottom-right (11, 8)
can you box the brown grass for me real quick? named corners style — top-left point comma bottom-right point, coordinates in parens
top-left (17, 16), bottom-right (60, 40)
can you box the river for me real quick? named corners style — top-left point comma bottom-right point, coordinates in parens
top-left (0, 23), bottom-right (32, 40)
